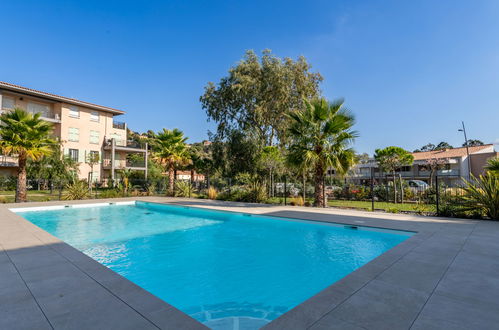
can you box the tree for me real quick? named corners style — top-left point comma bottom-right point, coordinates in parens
top-left (200, 49), bottom-right (323, 147)
top-left (463, 139), bottom-right (484, 147)
top-left (27, 142), bottom-right (79, 191)
top-left (374, 146), bottom-right (414, 203)
top-left (435, 141), bottom-right (453, 150)
top-left (0, 108), bottom-right (55, 202)
top-left (287, 98), bottom-right (357, 207)
top-left (189, 142), bottom-right (214, 187)
top-left (86, 151), bottom-right (100, 189)
top-left (150, 128), bottom-right (190, 196)
top-left (258, 146), bottom-right (285, 197)
top-left (423, 157), bottom-right (450, 186)
top-left (414, 142), bottom-right (453, 152)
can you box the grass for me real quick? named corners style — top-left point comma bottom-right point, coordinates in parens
top-left (265, 196), bottom-right (435, 213)
top-left (328, 200), bottom-right (435, 213)
top-left (0, 188), bottom-right (436, 215)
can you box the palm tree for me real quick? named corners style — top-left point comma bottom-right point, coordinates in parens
top-left (150, 128), bottom-right (190, 196)
top-left (486, 157), bottom-right (499, 176)
top-left (0, 108), bottom-right (54, 202)
top-left (287, 98), bottom-right (357, 207)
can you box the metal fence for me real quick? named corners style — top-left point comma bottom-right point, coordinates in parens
top-left (0, 174), bottom-right (471, 218)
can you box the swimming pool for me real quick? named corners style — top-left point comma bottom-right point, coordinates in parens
top-left (16, 201), bottom-right (413, 329)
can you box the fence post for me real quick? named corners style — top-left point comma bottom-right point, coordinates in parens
top-left (435, 175), bottom-right (440, 216)
top-left (284, 176), bottom-right (287, 206)
top-left (371, 167), bottom-right (375, 211)
top-left (322, 176), bottom-right (326, 208)
top-left (58, 181), bottom-right (63, 200)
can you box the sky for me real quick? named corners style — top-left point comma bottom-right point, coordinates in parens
top-left (1, 0), bottom-right (498, 154)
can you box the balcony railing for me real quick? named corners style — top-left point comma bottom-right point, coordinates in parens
top-left (113, 121), bottom-right (126, 130)
top-left (104, 138), bottom-right (147, 150)
top-left (102, 159), bottom-right (146, 169)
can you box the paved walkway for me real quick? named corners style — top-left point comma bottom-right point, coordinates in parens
top-left (1, 197), bottom-right (498, 329)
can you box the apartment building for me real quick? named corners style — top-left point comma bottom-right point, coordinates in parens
top-left (0, 81), bottom-right (148, 182)
top-left (350, 144), bottom-right (498, 186)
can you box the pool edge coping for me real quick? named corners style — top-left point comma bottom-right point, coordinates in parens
top-left (0, 197), bottom-right (482, 329)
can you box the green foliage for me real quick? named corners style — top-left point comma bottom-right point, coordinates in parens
top-left (462, 175), bottom-right (499, 220)
top-left (414, 142), bottom-right (453, 152)
top-left (174, 180), bottom-right (192, 197)
top-left (0, 108), bottom-right (55, 202)
top-left (485, 157), bottom-right (499, 176)
top-left (28, 143), bottom-right (79, 183)
top-left (63, 180), bottom-right (90, 200)
top-left (463, 139), bottom-right (484, 147)
top-left (151, 128), bottom-right (190, 169)
top-left (287, 97), bottom-right (357, 207)
top-left (201, 49), bottom-right (323, 146)
top-left (150, 128), bottom-right (190, 195)
top-left (374, 146), bottom-right (414, 173)
top-left (99, 189), bottom-right (120, 199)
top-left (211, 130), bottom-right (262, 177)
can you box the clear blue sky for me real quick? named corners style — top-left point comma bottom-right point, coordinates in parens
top-left (1, 0), bottom-right (498, 154)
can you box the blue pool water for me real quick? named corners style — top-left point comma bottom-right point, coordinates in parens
top-left (17, 201), bottom-right (412, 329)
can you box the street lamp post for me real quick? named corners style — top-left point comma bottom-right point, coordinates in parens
top-left (458, 121), bottom-right (471, 179)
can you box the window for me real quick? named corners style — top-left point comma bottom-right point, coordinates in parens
top-left (68, 127), bottom-right (79, 142)
top-left (27, 102), bottom-right (51, 117)
top-left (90, 111), bottom-right (100, 122)
top-left (69, 106), bottom-right (80, 118)
top-left (1, 96), bottom-right (15, 110)
top-left (89, 130), bottom-right (100, 144)
top-left (111, 133), bottom-right (125, 146)
top-left (68, 149), bottom-right (79, 162)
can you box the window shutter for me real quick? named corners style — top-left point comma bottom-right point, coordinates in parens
top-left (78, 149), bottom-right (85, 163)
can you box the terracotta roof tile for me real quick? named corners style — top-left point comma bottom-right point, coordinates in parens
top-left (412, 145), bottom-right (493, 160)
top-left (0, 81), bottom-right (125, 115)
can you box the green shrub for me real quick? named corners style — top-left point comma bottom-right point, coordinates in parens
top-left (64, 180), bottom-right (90, 200)
top-left (175, 180), bottom-right (192, 197)
top-left (462, 175), bottom-right (499, 220)
top-left (99, 189), bottom-right (120, 198)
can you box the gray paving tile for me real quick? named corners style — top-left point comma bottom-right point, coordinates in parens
top-left (411, 293), bottom-right (499, 330)
top-left (435, 263), bottom-right (499, 307)
top-left (326, 279), bottom-right (429, 330)
top-left (377, 258), bottom-right (448, 294)
top-left (310, 314), bottom-right (367, 330)
top-left (0, 291), bottom-right (52, 330)
top-left (149, 306), bottom-right (209, 329)
top-left (38, 284), bottom-right (157, 329)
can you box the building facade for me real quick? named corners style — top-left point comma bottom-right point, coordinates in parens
top-left (0, 81), bottom-right (147, 182)
top-left (350, 145), bottom-right (498, 186)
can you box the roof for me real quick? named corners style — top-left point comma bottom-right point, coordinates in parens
top-left (412, 144), bottom-right (493, 160)
top-left (0, 81), bottom-right (125, 115)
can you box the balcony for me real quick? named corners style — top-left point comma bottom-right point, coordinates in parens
top-left (102, 159), bottom-right (146, 170)
top-left (113, 121), bottom-right (126, 130)
top-left (104, 138), bottom-right (148, 153)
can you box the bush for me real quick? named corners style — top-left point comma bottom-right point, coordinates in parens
top-left (99, 189), bottom-right (120, 198)
top-left (174, 180), bottom-right (192, 197)
top-left (207, 187), bottom-right (218, 199)
top-left (290, 196), bottom-right (305, 206)
top-left (462, 175), bottom-right (499, 220)
top-left (64, 180), bottom-right (90, 200)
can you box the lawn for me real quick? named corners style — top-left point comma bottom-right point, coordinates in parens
top-left (265, 196), bottom-right (435, 214)
top-left (327, 200), bottom-right (435, 213)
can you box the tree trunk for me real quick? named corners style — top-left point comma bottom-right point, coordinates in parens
top-left (302, 173), bottom-right (306, 201)
top-left (392, 171), bottom-right (397, 203)
top-left (16, 154), bottom-right (28, 203)
top-left (314, 163), bottom-right (325, 207)
top-left (168, 166), bottom-right (175, 196)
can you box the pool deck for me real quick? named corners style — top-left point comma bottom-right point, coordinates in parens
top-left (1, 197), bottom-right (498, 329)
